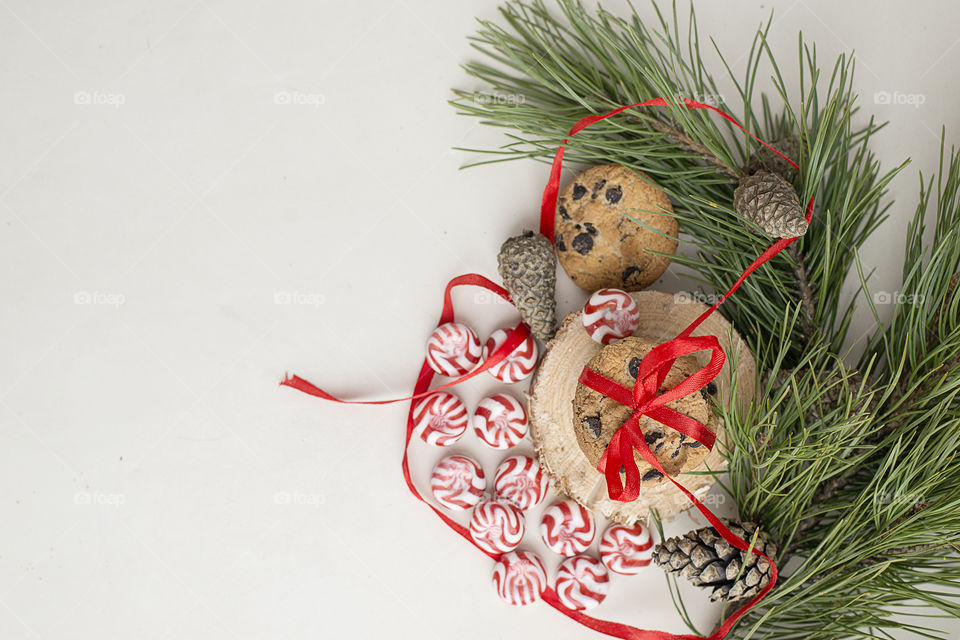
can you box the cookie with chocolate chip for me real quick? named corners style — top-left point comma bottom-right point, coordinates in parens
top-left (572, 336), bottom-right (715, 487)
top-left (555, 164), bottom-right (678, 292)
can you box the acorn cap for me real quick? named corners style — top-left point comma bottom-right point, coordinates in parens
top-left (527, 291), bottom-right (756, 524)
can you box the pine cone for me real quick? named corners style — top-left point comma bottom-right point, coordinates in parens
top-left (497, 231), bottom-right (557, 342)
top-left (733, 171), bottom-right (808, 238)
top-left (743, 135), bottom-right (801, 179)
top-left (654, 520), bottom-right (777, 603)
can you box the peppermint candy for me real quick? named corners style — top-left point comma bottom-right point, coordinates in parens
top-left (473, 393), bottom-right (528, 449)
top-left (539, 500), bottom-right (596, 556)
top-left (492, 550), bottom-right (547, 606)
top-left (430, 455), bottom-right (485, 510)
top-left (600, 522), bottom-right (653, 575)
top-left (493, 455), bottom-right (549, 510)
top-left (482, 328), bottom-right (538, 383)
top-left (581, 288), bottom-right (640, 345)
top-left (555, 555), bottom-right (610, 611)
top-left (412, 392), bottom-right (469, 446)
top-left (425, 322), bottom-right (482, 377)
top-left (469, 499), bottom-right (525, 554)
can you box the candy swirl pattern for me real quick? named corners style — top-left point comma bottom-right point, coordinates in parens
top-left (555, 555), bottom-right (610, 611)
top-left (493, 455), bottom-right (549, 510)
top-left (482, 328), bottom-right (538, 383)
top-left (492, 550), bottom-right (548, 606)
top-left (472, 393), bottom-right (528, 449)
top-left (539, 500), bottom-right (596, 556)
top-left (581, 288), bottom-right (640, 345)
top-left (425, 322), bottom-right (482, 377)
top-left (468, 499), bottom-right (525, 554)
top-left (430, 455), bottom-right (486, 510)
top-left (600, 522), bottom-right (653, 575)
top-left (412, 392), bottom-right (469, 446)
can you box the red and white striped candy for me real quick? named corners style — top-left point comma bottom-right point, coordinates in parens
top-left (555, 555), bottom-right (610, 611)
top-left (493, 455), bottom-right (549, 510)
top-left (482, 328), bottom-right (538, 383)
top-left (430, 455), bottom-right (486, 510)
top-left (539, 500), bottom-right (596, 556)
top-left (469, 499), bottom-right (525, 554)
top-left (472, 393), bottom-right (528, 449)
top-left (425, 322), bottom-right (482, 377)
top-left (492, 550), bottom-right (547, 606)
top-left (582, 288), bottom-right (640, 345)
top-left (412, 392), bottom-right (468, 446)
top-left (600, 522), bottom-right (653, 575)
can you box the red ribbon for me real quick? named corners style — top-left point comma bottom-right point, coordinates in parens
top-left (282, 96), bottom-right (811, 640)
top-left (281, 274), bottom-right (530, 407)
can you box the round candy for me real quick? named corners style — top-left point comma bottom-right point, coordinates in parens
top-left (425, 322), bottom-right (482, 377)
top-left (493, 455), bottom-right (549, 510)
top-left (473, 393), bottom-right (528, 449)
top-left (469, 499), bottom-right (525, 554)
top-left (539, 500), bottom-right (596, 556)
top-left (582, 288), bottom-right (640, 344)
top-left (492, 550), bottom-right (548, 606)
top-left (430, 455), bottom-right (486, 510)
top-left (555, 555), bottom-right (610, 611)
top-left (412, 392), bottom-right (469, 446)
top-left (482, 328), bottom-right (538, 383)
top-left (600, 522), bottom-right (653, 575)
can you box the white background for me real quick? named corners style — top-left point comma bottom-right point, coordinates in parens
top-left (2, 1), bottom-right (959, 638)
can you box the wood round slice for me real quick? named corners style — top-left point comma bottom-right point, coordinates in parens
top-left (527, 291), bottom-right (756, 524)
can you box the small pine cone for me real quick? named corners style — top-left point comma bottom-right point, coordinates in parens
top-left (497, 231), bottom-right (557, 342)
top-left (654, 520), bottom-right (777, 603)
top-left (743, 135), bottom-right (801, 178)
top-left (733, 171), bottom-right (808, 238)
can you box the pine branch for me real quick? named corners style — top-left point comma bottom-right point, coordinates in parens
top-left (646, 118), bottom-right (741, 179)
top-left (787, 244), bottom-right (817, 341)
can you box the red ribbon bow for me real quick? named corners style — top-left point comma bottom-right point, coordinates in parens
top-left (581, 332), bottom-right (724, 502)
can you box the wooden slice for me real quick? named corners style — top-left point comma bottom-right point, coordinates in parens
top-left (527, 291), bottom-right (756, 524)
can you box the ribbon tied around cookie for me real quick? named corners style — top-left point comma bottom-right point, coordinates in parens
top-left (578, 332), bottom-right (725, 502)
